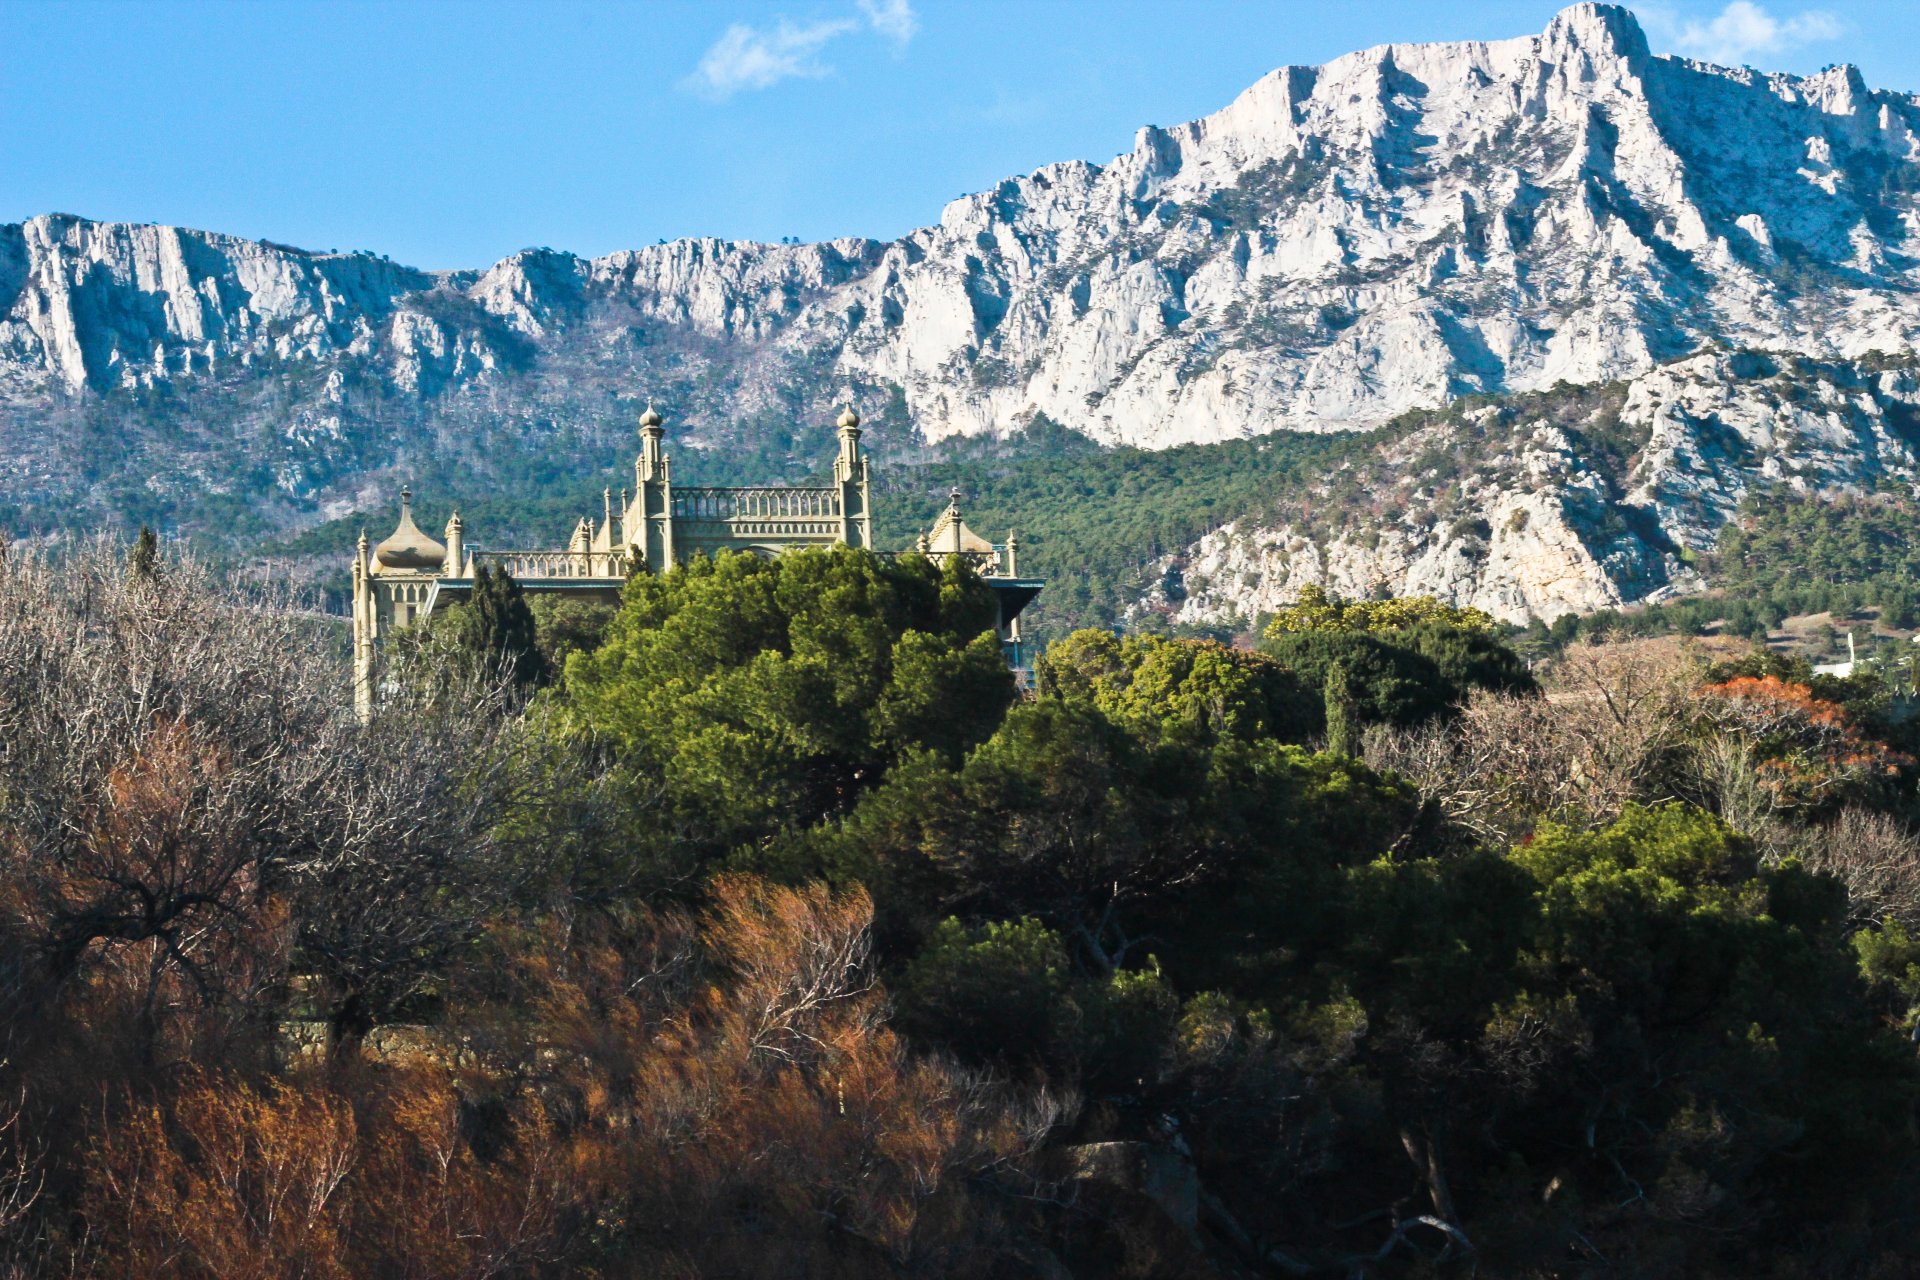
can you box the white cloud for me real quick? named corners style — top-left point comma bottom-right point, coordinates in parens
top-left (685, 2), bottom-right (917, 100)
top-left (1654, 1), bottom-right (1844, 67)
top-left (859, 0), bottom-right (918, 47)
top-left (686, 18), bottom-right (857, 99)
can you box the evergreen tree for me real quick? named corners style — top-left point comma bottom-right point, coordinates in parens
top-left (560, 547), bottom-right (1012, 887)
top-left (1324, 660), bottom-right (1358, 757)
top-left (127, 525), bottom-right (160, 582)
top-left (472, 564), bottom-right (547, 689)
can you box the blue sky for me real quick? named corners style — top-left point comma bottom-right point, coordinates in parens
top-left (2, 0), bottom-right (1912, 270)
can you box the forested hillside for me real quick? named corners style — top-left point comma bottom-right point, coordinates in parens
top-left (5, 539), bottom-right (1920, 1277)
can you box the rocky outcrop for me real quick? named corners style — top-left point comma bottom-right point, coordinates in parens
top-left (11, 5), bottom-right (1920, 448)
top-left (0, 215), bottom-right (446, 395)
top-left (1152, 351), bottom-right (1920, 624)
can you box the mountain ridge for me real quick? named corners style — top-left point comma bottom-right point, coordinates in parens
top-left (7, 3), bottom-right (1920, 625)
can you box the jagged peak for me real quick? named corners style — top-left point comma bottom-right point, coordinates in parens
top-left (1542, 3), bottom-right (1649, 60)
top-left (1798, 61), bottom-right (1871, 115)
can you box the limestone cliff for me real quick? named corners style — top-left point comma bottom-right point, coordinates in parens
top-left (1150, 351), bottom-right (1920, 624)
top-left (6, 4), bottom-right (1920, 624)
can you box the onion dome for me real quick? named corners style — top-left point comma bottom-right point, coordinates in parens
top-left (373, 489), bottom-right (447, 571)
top-left (836, 405), bottom-right (860, 429)
top-left (638, 403), bottom-right (664, 430)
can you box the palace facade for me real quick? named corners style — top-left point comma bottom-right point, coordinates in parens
top-left (351, 405), bottom-right (1042, 714)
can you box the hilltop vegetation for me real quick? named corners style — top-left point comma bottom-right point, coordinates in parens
top-left (268, 409), bottom-right (1403, 636)
top-left (1539, 487), bottom-right (1920, 655)
top-left (3, 541), bottom-right (1920, 1277)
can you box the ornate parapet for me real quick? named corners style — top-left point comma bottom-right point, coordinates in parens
top-left (469, 548), bottom-right (631, 580)
top-left (348, 402), bottom-right (1042, 710)
top-left (672, 485), bottom-right (847, 555)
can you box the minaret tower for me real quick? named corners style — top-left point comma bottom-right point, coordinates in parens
top-left (629, 403), bottom-right (675, 571)
top-left (443, 511), bottom-right (465, 577)
top-left (834, 405), bottom-right (871, 550)
top-left (351, 529), bottom-right (375, 721)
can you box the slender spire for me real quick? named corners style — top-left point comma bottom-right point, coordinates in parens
top-left (637, 402), bottom-right (668, 483)
top-left (443, 509), bottom-right (466, 577)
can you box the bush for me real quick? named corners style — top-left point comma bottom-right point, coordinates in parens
top-left (1261, 628), bottom-right (1452, 726)
top-left (559, 547), bottom-right (1014, 883)
top-left (1037, 629), bottom-right (1319, 746)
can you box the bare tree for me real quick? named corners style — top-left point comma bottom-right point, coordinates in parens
top-left (1796, 807), bottom-right (1920, 929)
top-left (0, 541), bottom-right (530, 1055)
top-left (1366, 638), bottom-right (1703, 845)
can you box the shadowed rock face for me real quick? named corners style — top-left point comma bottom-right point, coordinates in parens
top-left (6, 5), bottom-right (1920, 621)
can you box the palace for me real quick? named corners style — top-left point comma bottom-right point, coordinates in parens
top-left (350, 404), bottom-right (1043, 714)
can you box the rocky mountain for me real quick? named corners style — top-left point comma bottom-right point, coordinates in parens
top-left (1149, 350), bottom-right (1920, 625)
top-left (5, 3), bottom-right (1920, 623)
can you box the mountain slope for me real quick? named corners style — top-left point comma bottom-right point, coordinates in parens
top-left (1146, 349), bottom-right (1920, 624)
top-left (5, 4), bottom-right (1920, 625)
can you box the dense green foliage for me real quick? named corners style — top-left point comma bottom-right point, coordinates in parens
top-left (400, 565), bottom-right (563, 691)
top-left (127, 525), bottom-right (160, 581)
top-left (470, 565), bottom-right (547, 688)
top-left (558, 547), bottom-right (1014, 887)
top-left (1543, 490), bottom-right (1920, 650)
top-left (1034, 628), bottom-right (1318, 746)
top-left (17, 537), bottom-right (1920, 1278)
top-left (1265, 584), bottom-right (1500, 636)
top-left (1257, 591), bottom-right (1538, 728)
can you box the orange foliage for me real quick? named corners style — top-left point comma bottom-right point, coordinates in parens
top-left (1693, 675), bottom-right (1910, 809)
top-left (54, 877), bottom-right (1053, 1279)
top-left (88, 1071), bottom-right (356, 1280)
top-left (483, 875), bottom-right (1054, 1273)
top-left (84, 1063), bottom-right (580, 1280)
top-left (3, 718), bottom-right (288, 1015)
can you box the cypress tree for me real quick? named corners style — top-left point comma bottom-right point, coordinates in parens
top-left (128, 526), bottom-right (160, 583)
top-left (1324, 660), bottom-right (1358, 758)
top-left (472, 565), bottom-right (547, 688)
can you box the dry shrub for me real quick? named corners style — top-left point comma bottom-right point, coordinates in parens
top-left (0, 540), bottom-right (526, 1044)
top-left (88, 1071), bottom-right (357, 1279)
top-left (83, 1062), bottom-right (579, 1280)
top-left (67, 882), bottom-right (1059, 1280)
top-left (1794, 806), bottom-right (1920, 929)
top-left (0, 545), bottom-right (340, 1030)
top-left (71, 876), bottom-right (1060, 1279)
top-left (1364, 638), bottom-right (1920, 935)
top-left (340, 1066), bottom-right (576, 1280)
top-left (478, 876), bottom-right (1064, 1276)
top-left (1366, 638), bottom-right (1703, 844)
top-left (0, 542), bottom-right (546, 1267)
top-left (1691, 675), bottom-right (1910, 815)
